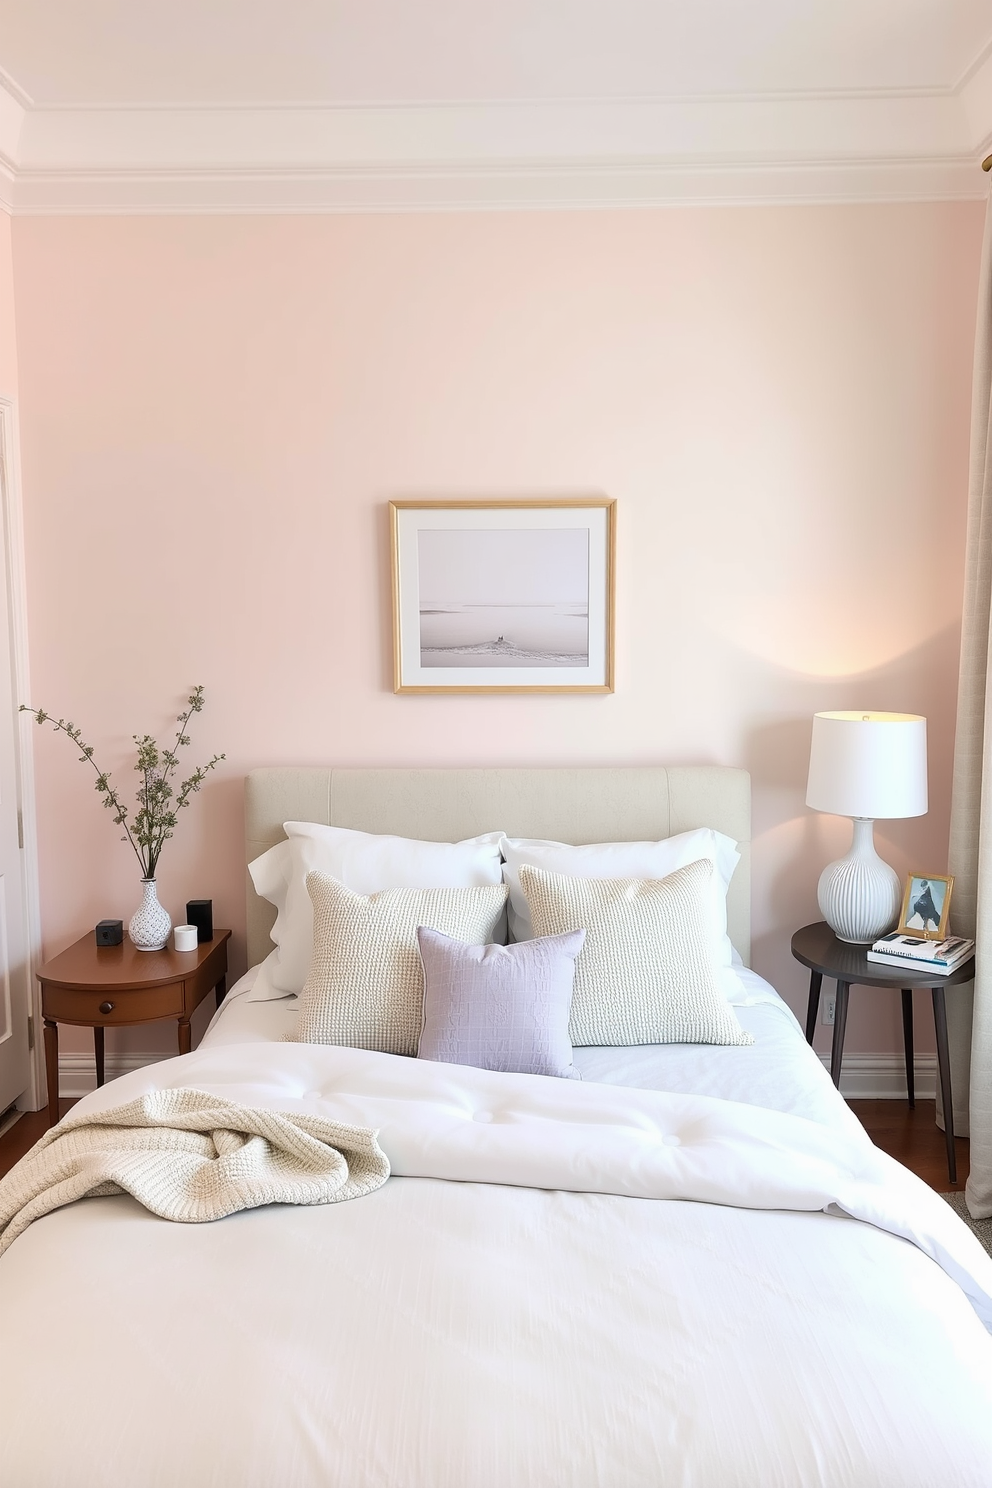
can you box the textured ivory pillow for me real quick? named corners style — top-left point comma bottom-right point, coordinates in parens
top-left (248, 823), bottom-right (505, 1001)
top-left (519, 859), bottom-right (753, 1048)
top-left (416, 926), bottom-right (585, 1079)
top-left (295, 872), bottom-right (508, 1055)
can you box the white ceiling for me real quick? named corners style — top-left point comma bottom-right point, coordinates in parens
top-left (2, 0), bottom-right (991, 105)
top-left (0, 0), bottom-right (990, 212)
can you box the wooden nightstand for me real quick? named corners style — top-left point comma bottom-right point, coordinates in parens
top-left (37, 929), bottom-right (231, 1127)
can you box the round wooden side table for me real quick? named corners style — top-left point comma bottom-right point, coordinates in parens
top-left (37, 929), bottom-right (231, 1127)
top-left (791, 921), bottom-right (973, 1183)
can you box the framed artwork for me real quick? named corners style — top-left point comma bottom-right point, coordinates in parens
top-left (897, 872), bottom-right (954, 940)
top-left (389, 498), bottom-right (616, 694)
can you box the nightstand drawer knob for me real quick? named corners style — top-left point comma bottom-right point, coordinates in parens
top-left (98, 1001), bottom-right (115, 1015)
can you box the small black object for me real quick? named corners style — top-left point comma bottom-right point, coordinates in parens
top-left (186, 900), bottom-right (213, 943)
top-left (95, 920), bottom-right (123, 947)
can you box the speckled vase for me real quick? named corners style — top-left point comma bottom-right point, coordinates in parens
top-left (129, 877), bottom-right (172, 951)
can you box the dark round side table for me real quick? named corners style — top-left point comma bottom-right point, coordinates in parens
top-left (791, 921), bottom-right (974, 1184)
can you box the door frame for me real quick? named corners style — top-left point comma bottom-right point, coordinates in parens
top-left (0, 395), bottom-right (44, 1110)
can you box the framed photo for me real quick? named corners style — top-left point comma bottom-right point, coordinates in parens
top-left (390, 498), bottom-right (616, 694)
top-left (897, 872), bottom-right (954, 940)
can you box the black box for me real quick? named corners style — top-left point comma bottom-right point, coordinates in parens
top-left (186, 900), bottom-right (213, 943)
top-left (95, 919), bottom-right (123, 947)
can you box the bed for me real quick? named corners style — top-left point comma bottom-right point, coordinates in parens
top-left (2, 765), bottom-right (992, 1488)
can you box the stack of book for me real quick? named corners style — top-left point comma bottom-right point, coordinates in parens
top-left (866, 933), bottom-right (975, 975)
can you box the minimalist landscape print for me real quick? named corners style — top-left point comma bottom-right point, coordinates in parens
top-left (390, 497), bottom-right (614, 693)
top-left (418, 527), bottom-right (590, 669)
top-left (902, 874), bottom-right (950, 936)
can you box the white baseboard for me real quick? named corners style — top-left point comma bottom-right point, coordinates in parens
top-left (60, 1051), bottom-right (935, 1102)
top-left (58, 1052), bottom-right (166, 1098)
top-left (818, 1053), bottom-right (936, 1101)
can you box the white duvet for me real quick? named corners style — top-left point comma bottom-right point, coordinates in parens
top-left (3, 1038), bottom-right (992, 1488)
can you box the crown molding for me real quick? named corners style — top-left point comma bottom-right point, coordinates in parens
top-left (0, 78), bottom-right (24, 171)
top-left (0, 159), bottom-right (15, 213)
top-left (12, 94), bottom-right (977, 169)
top-left (1, 89), bottom-right (989, 212)
top-left (954, 31), bottom-right (992, 93)
top-left (6, 156), bottom-right (985, 215)
top-left (959, 48), bottom-right (992, 154)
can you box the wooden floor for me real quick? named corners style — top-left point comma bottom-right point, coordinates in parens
top-left (0, 1099), bottom-right (76, 1178)
top-left (848, 1098), bottom-right (970, 1193)
top-left (0, 1094), bottom-right (970, 1190)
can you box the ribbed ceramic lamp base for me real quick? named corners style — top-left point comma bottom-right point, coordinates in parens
top-left (817, 818), bottom-right (901, 945)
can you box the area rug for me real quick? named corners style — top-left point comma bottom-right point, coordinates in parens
top-left (941, 1193), bottom-right (992, 1256)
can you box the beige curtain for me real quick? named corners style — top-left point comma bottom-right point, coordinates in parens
top-left (947, 188), bottom-right (992, 1218)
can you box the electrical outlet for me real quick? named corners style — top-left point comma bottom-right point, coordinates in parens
top-left (822, 996), bottom-right (836, 1026)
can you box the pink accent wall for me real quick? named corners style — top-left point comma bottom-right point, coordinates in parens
top-left (0, 211), bottom-right (17, 397)
top-left (10, 203), bottom-right (983, 1062)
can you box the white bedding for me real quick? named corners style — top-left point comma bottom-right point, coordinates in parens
top-left (30, 1038), bottom-right (992, 1323)
top-left (204, 964), bottom-right (863, 1133)
top-left (3, 966), bottom-right (992, 1487)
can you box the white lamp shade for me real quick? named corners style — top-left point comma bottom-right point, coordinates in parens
top-left (806, 711), bottom-right (927, 820)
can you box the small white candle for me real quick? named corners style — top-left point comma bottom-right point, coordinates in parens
top-left (173, 924), bottom-right (198, 952)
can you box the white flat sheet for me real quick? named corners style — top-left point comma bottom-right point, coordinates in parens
top-left (203, 964), bottom-right (862, 1134)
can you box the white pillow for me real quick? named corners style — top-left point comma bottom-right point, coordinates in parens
top-left (500, 828), bottom-right (740, 951)
top-left (294, 873), bottom-right (509, 1055)
top-left (519, 860), bottom-right (753, 1048)
top-left (248, 822), bottom-right (505, 1001)
top-left (248, 948), bottom-right (283, 1004)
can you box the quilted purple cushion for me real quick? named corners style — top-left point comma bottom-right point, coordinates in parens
top-left (415, 925), bottom-right (585, 1079)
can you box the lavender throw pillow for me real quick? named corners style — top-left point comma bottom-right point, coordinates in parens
top-left (416, 926), bottom-right (585, 1079)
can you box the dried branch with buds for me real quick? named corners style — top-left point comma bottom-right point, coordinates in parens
top-left (21, 685), bottom-right (224, 879)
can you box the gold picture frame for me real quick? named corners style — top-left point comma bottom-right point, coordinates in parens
top-left (897, 872), bottom-right (954, 940)
top-left (390, 498), bottom-right (616, 694)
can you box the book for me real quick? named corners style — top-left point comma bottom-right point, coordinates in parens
top-left (864, 952), bottom-right (970, 975)
top-left (870, 932), bottom-right (972, 960)
top-left (866, 932), bottom-right (974, 973)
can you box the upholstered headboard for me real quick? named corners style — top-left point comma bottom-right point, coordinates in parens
top-left (244, 766), bottom-right (751, 969)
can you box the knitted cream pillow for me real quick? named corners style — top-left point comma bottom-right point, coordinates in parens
top-left (296, 872), bottom-right (508, 1056)
top-left (519, 859), bottom-right (753, 1048)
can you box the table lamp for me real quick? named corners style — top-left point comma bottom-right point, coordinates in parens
top-left (805, 711), bottom-right (928, 944)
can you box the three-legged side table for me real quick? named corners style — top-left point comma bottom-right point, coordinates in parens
top-left (791, 921), bottom-right (973, 1184)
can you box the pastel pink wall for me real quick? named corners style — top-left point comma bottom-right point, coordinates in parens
top-left (0, 211), bottom-right (17, 397)
top-left (10, 203), bottom-right (982, 1063)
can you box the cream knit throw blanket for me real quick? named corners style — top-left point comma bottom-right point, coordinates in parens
top-left (0, 1087), bottom-right (389, 1255)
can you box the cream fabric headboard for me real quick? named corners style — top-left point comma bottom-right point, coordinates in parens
top-left (244, 766), bottom-right (751, 969)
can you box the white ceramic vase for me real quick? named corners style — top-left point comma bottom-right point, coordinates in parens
top-left (816, 817), bottom-right (901, 945)
top-left (129, 877), bottom-right (172, 951)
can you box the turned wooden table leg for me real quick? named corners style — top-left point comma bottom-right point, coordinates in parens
top-left (44, 1019), bottom-right (59, 1127)
top-left (804, 970), bottom-right (822, 1044)
top-left (94, 1024), bottom-right (105, 1088)
top-left (178, 1018), bottom-right (192, 1056)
